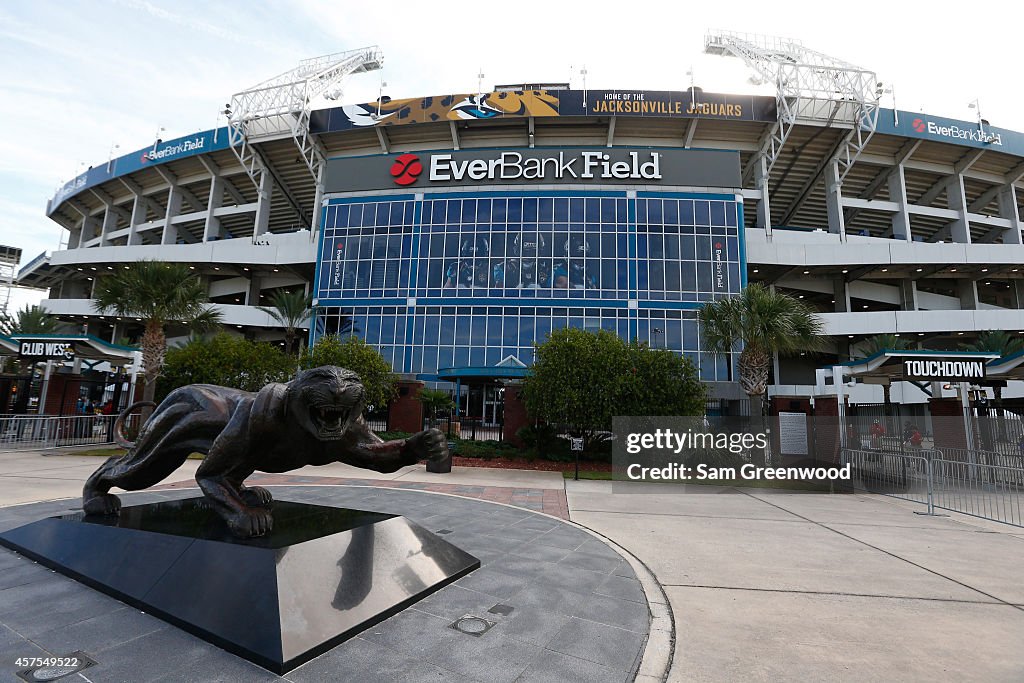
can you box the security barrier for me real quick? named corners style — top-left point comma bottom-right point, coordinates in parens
top-left (0, 414), bottom-right (140, 451)
top-left (841, 447), bottom-right (1023, 528)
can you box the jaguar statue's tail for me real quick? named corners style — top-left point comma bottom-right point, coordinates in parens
top-left (113, 401), bottom-right (156, 449)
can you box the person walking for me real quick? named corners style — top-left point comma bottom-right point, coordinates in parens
top-left (870, 419), bottom-right (885, 450)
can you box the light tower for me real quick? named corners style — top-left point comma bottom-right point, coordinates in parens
top-left (224, 46), bottom-right (384, 238)
top-left (705, 31), bottom-right (880, 186)
top-left (0, 245), bottom-right (22, 317)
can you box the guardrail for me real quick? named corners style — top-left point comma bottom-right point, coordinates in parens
top-left (841, 447), bottom-right (1023, 528)
top-left (0, 414), bottom-right (140, 451)
top-left (841, 448), bottom-right (935, 510)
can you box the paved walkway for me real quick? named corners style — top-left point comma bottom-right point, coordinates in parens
top-left (1, 448), bottom-right (1023, 681)
top-left (567, 480), bottom-right (1024, 682)
top-left (0, 486), bottom-right (649, 682)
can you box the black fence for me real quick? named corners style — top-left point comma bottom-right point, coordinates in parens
top-left (971, 409), bottom-right (1024, 454)
top-left (425, 413), bottom-right (504, 442)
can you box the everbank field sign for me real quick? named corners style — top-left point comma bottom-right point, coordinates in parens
top-left (428, 150), bottom-right (664, 182)
top-left (325, 148), bottom-right (741, 193)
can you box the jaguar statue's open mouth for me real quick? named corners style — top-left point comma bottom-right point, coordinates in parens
top-left (310, 404), bottom-right (354, 440)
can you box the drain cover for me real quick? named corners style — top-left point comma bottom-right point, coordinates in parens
top-left (16, 652), bottom-right (96, 682)
top-left (450, 614), bottom-right (495, 636)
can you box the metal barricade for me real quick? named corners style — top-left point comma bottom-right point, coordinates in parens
top-left (841, 446), bottom-right (1024, 527)
top-left (841, 448), bottom-right (935, 511)
top-left (930, 454), bottom-right (1024, 528)
top-left (0, 414), bottom-right (141, 450)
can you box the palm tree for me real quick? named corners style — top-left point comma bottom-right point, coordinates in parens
top-left (0, 304), bottom-right (60, 335)
top-left (961, 330), bottom-right (1024, 439)
top-left (699, 284), bottom-right (825, 462)
top-left (959, 330), bottom-right (1024, 359)
top-left (256, 289), bottom-right (312, 355)
top-left (93, 261), bottom-right (222, 407)
top-left (858, 333), bottom-right (912, 358)
top-left (857, 333), bottom-right (913, 412)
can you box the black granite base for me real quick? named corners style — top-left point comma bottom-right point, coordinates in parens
top-left (0, 497), bottom-right (479, 674)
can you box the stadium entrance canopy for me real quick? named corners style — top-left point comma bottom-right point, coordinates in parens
top-left (822, 350), bottom-right (1000, 385)
top-left (3, 334), bottom-right (140, 366)
top-left (0, 335), bottom-right (18, 357)
top-left (433, 356), bottom-right (529, 419)
top-left (984, 350), bottom-right (1024, 382)
top-left (0, 335), bottom-right (141, 416)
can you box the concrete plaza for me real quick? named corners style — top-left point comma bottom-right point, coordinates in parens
top-left (0, 448), bottom-right (1022, 681)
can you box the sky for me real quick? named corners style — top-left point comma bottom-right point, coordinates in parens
top-left (2, 0), bottom-right (1022, 313)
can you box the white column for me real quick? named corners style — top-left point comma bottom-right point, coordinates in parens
top-left (311, 164), bottom-right (326, 232)
top-left (204, 176), bottom-right (224, 242)
top-left (825, 160), bottom-right (846, 240)
top-left (958, 279), bottom-right (979, 310)
top-left (898, 279), bottom-right (918, 311)
top-left (67, 223), bottom-right (84, 249)
top-left (833, 277), bottom-right (851, 313)
top-left (887, 165), bottom-right (913, 241)
top-left (99, 205), bottom-right (117, 246)
top-left (947, 175), bottom-right (972, 243)
top-left (997, 184), bottom-right (1023, 244)
top-left (754, 155), bottom-right (771, 236)
top-left (254, 171), bottom-right (273, 238)
top-left (161, 186), bottom-right (182, 245)
top-left (128, 194), bottom-right (146, 245)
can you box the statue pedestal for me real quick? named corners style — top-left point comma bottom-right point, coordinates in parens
top-left (0, 498), bottom-right (479, 674)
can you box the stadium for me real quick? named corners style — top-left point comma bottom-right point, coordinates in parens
top-left (13, 32), bottom-right (1024, 428)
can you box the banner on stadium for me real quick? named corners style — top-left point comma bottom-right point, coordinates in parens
top-left (47, 128), bottom-right (232, 216)
top-left (876, 109), bottom-right (1024, 157)
top-left (309, 88), bottom-right (777, 134)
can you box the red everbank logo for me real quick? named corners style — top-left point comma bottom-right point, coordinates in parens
top-left (390, 153), bottom-right (423, 185)
top-left (911, 117), bottom-right (1001, 145)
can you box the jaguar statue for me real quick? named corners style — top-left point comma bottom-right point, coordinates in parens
top-left (82, 366), bottom-right (447, 538)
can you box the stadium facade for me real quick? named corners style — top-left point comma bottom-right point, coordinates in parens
top-left (17, 49), bottom-right (1024, 413)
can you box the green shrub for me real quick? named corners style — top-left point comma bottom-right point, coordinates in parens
top-left (157, 334), bottom-right (294, 401)
top-left (374, 430), bottom-right (414, 441)
top-left (522, 328), bottom-right (706, 451)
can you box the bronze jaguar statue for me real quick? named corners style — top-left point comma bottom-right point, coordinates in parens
top-left (82, 366), bottom-right (447, 538)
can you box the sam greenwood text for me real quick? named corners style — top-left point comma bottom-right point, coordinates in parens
top-left (626, 463), bottom-right (852, 482)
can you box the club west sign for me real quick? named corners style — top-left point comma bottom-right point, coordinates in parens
top-left (19, 341), bottom-right (75, 361)
top-left (325, 148), bottom-right (740, 194)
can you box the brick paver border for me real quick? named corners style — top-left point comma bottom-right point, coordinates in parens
top-left (154, 473), bottom-right (571, 519)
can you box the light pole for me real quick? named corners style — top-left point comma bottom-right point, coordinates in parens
top-left (968, 99), bottom-right (984, 135)
top-left (876, 82), bottom-right (897, 125)
top-left (151, 126), bottom-right (165, 154)
top-left (652, 327), bottom-right (663, 348)
top-left (106, 143), bottom-right (120, 172)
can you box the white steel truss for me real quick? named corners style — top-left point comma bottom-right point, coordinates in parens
top-left (705, 31), bottom-right (879, 185)
top-left (226, 46), bottom-right (383, 237)
top-left (0, 246), bottom-right (20, 316)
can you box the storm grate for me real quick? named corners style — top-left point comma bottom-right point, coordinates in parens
top-left (449, 614), bottom-right (495, 636)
